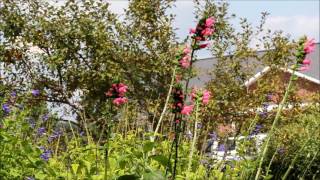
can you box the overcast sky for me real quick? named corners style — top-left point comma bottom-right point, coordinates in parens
top-left (108, 1), bottom-right (319, 44)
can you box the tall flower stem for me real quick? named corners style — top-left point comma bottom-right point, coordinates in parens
top-left (172, 114), bottom-right (180, 179)
top-left (151, 66), bottom-right (176, 142)
top-left (187, 101), bottom-right (199, 172)
top-left (282, 139), bottom-right (309, 180)
top-left (255, 69), bottom-right (296, 180)
top-left (104, 103), bottom-right (113, 180)
top-left (165, 132), bottom-right (175, 177)
top-left (184, 40), bottom-right (197, 100)
top-left (181, 40), bottom-right (197, 138)
top-left (301, 149), bottom-right (319, 178)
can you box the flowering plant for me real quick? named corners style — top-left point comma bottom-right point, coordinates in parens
top-left (296, 37), bottom-right (315, 71)
top-left (105, 83), bottom-right (129, 106)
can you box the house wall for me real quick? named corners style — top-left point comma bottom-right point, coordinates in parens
top-left (248, 70), bottom-right (320, 103)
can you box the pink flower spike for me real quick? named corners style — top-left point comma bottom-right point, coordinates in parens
top-left (118, 85), bottom-right (128, 94)
top-left (179, 59), bottom-right (190, 68)
top-left (304, 38), bottom-right (316, 54)
top-left (113, 97), bottom-right (128, 106)
top-left (205, 17), bottom-right (215, 27)
top-left (201, 28), bottom-right (213, 36)
top-left (183, 46), bottom-right (191, 54)
top-left (195, 36), bottom-right (202, 41)
top-left (189, 28), bottom-right (196, 34)
top-left (191, 87), bottom-right (198, 101)
top-left (202, 90), bottom-right (211, 105)
top-left (182, 55), bottom-right (191, 61)
top-left (299, 65), bottom-right (310, 71)
top-left (302, 59), bottom-right (311, 65)
top-left (181, 105), bottom-right (194, 115)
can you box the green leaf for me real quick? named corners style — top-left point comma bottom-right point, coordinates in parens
top-left (143, 141), bottom-right (154, 153)
top-left (150, 155), bottom-right (170, 170)
top-left (71, 164), bottom-right (79, 175)
top-left (142, 170), bottom-right (165, 180)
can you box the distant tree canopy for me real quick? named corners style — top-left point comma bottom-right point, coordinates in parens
top-left (1, 0), bottom-right (299, 131)
top-left (0, 0), bottom-right (178, 123)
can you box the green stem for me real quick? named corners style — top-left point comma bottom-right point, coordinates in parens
top-left (255, 69), bottom-right (296, 180)
top-left (152, 66), bottom-right (176, 142)
top-left (172, 114), bottom-right (180, 179)
top-left (301, 150), bottom-right (319, 178)
top-left (265, 148), bottom-right (278, 177)
top-left (67, 120), bottom-right (78, 148)
top-left (187, 101), bottom-right (199, 173)
top-left (282, 140), bottom-right (309, 180)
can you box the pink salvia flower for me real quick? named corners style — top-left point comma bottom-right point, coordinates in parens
top-left (304, 38), bottom-right (315, 54)
top-left (201, 28), bottom-right (213, 36)
top-left (179, 59), bottom-right (190, 68)
top-left (302, 59), bottom-right (311, 65)
top-left (113, 97), bottom-right (128, 106)
top-left (205, 17), bottom-right (215, 27)
top-left (118, 85), bottom-right (128, 95)
top-left (182, 55), bottom-right (191, 61)
top-left (183, 46), bottom-right (191, 54)
top-left (181, 105), bottom-right (194, 115)
top-left (191, 87), bottom-right (198, 101)
top-left (195, 36), bottom-right (203, 41)
top-left (299, 65), bottom-right (310, 71)
top-left (202, 90), bottom-right (211, 105)
top-left (189, 28), bottom-right (196, 34)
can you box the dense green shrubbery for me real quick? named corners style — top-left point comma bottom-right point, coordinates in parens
top-left (1, 0), bottom-right (319, 179)
top-left (1, 92), bottom-right (319, 179)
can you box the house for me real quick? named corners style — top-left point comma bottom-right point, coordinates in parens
top-left (192, 43), bottom-right (319, 159)
top-left (190, 43), bottom-right (320, 102)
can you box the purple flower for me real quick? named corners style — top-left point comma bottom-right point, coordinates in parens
top-left (31, 89), bottom-right (40, 96)
top-left (10, 91), bottom-right (17, 97)
top-left (209, 132), bottom-right (217, 140)
top-left (42, 114), bottom-right (49, 122)
top-left (37, 127), bottom-right (46, 136)
top-left (48, 130), bottom-right (63, 143)
top-left (217, 144), bottom-right (225, 151)
top-left (26, 177), bottom-right (35, 180)
top-left (262, 102), bottom-right (269, 109)
top-left (250, 124), bottom-right (263, 136)
top-left (79, 131), bottom-right (85, 136)
top-left (2, 103), bottom-right (10, 114)
top-left (39, 147), bottom-right (52, 161)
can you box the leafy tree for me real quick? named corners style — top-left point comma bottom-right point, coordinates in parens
top-left (0, 0), bottom-right (177, 130)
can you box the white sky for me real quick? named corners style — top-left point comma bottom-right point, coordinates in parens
top-left (108, 1), bottom-right (319, 42)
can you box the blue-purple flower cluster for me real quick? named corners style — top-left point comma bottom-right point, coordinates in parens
top-left (259, 102), bottom-right (269, 118)
top-left (37, 127), bottom-right (46, 136)
top-left (2, 103), bottom-right (10, 114)
top-left (39, 146), bottom-right (52, 161)
top-left (250, 124), bottom-right (263, 136)
top-left (48, 130), bottom-right (63, 143)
